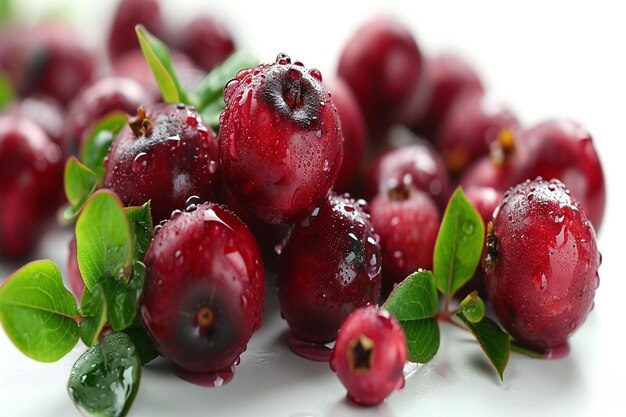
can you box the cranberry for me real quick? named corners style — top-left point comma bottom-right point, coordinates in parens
top-left (103, 103), bottom-right (221, 223)
top-left (366, 128), bottom-right (452, 212)
top-left (370, 184), bottom-right (440, 294)
top-left (66, 76), bottom-right (154, 151)
top-left (0, 24), bottom-right (94, 105)
top-left (437, 91), bottom-right (519, 176)
top-left (218, 54), bottom-right (343, 224)
top-left (107, 0), bottom-right (164, 60)
top-left (178, 16), bottom-right (235, 72)
top-left (330, 306), bottom-right (407, 406)
top-left (67, 237), bottom-right (84, 300)
top-left (415, 53), bottom-right (484, 140)
top-left (324, 77), bottom-right (366, 193)
top-left (484, 178), bottom-right (600, 350)
top-left (141, 202), bottom-right (265, 384)
top-left (337, 16), bottom-right (427, 132)
top-left (0, 114), bottom-right (62, 258)
top-left (277, 193), bottom-right (381, 346)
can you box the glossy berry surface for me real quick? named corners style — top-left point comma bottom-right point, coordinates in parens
top-left (218, 54), bottom-right (343, 224)
top-left (67, 237), bottom-right (84, 300)
top-left (103, 103), bottom-right (221, 223)
top-left (330, 306), bottom-right (407, 406)
top-left (277, 193), bottom-right (381, 344)
top-left (179, 16), bottom-right (235, 72)
top-left (107, 0), bottom-right (164, 60)
top-left (141, 203), bottom-right (265, 380)
top-left (370, 184), bottom-right (440, 293)
top-left (366, 130), bottom-right (452, 212)
top-left (324, 77), bottom-right (366, 193)
top-left (484, 178), bottom-right (600, 349)
top-left (0, 114), bottom-right (62, 258)
top-left (337, 16), bottom-right (427, 131)
top-left (437, 91), bottom-right (518, 176)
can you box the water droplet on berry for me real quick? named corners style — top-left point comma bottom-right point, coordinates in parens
top-left (209, 160), bottom-right (217, 174)
top-left (185, 195), bottom-right (201, 212)
top-left (175, 250), bottom-right (184, 265)
top-left (132, 152), bottom-right (148, 172)
top-left (276, 53), bottom-right (291, 65)
top-left (322, 159), bottom-right (330, 172)
top-left (170, 209), bottom-right (182, 219)
top-left (593, 272), bottom-right (600, 289)
top-left (524, 321), bottom-right (535, 333)
top-left (316, 293), bottom-right (327, 305)
top-left (309, 68), bottom-right (322, 82)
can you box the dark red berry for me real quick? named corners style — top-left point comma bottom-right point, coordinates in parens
top-left (484, 178), bottom-right (600, 350)
top-left (0, 114), bottom-right (62, 258)
top-left (277, 193), bottom-right (381, 344)
top-left (437, 91), bottom-right (518, 176)
top-left (107, 0), bottom-right (164, 60)
top-left (366, 129), bottom-right (452, 212)
top-left (66, 76), bottom-right (154, 151)
top-left (141, 203), bottom-right (265, 383)
top-left (369, 184), bottom-right (440, 293)
top-left (218, 55), bottom-right (343, 224)
top-left (324, 77), bottom-right (366, 193)
top-left (415, 53), bottom-right (484, 140)
top-left (330, 306), bottom-right (407, 406)
top-left (103, 103), bottom-right (221, 223)
top-left (0, 24), bottom-right (94, 105)
top-left (179, 16), bottom-right (235, 72)
top-left (337, 16), bottom-right (427, 132)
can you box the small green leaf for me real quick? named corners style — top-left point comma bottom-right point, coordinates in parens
top-left (125, 202), bottom-right (153, 262)
top-left (0, 260), bottom-right (79, 362)
top-left (78, 285), bottom-right (107, 347)
top-left (123, 324), bottom-right (159, 365)
top-left (68, 332), bottom-right (141, 417)
top-left (383, 271), bottom-right (440, 363)
top-left (0, 70), bottom-right (14, 109)
top-left (136, 25), bottom-right (187, 104)
top-left (64, 157), bottom-right (98, 220)
top-left (459, 291), bottom-right (485, 323)
top-left (434, 187), bottom-right (485, 300)
top-left (81, 113), bottom-right (127, 182)
top-left (100, 261), bottom-right (145, 331)
top-left (195, 52), bottom-right (259, 130)
top-left (456, 313), bottom-right (510, 380)
top-left (76, 190), bottom-right (134, 291)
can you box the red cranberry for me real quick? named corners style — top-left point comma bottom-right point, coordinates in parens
top-left (324, 77), bottom-right (366, 193)
top-left (103, 103), bottom-right (221, 223)
top-left (337, 16), bottom-right (427, 132)
top-left (67, 237), bottom-right (84, 300)
top-left (178, 16), bottom-right (235, 72)
top-left (277, 193), bottom-right (381, 345)
top-left (0, 24), bottom-right (94, 105)
top-left (0, 114), bottom-right (62, 258)
top-left (141, 203), bottom-right (265, 383)
top-left (484, 178), bottom-right (600, 350)
top-left (107, 0), bottom-right (164, 60)
top-left (415, 53), bottom-right (484, 140)
top-left (66, 76), bottom-right (154, 151)
top-left (218, 54), bottom-right (343, 224)
top-left (370, 184), bottom-right (440, 294)
top-left (437, 91), bottom-right (519, 176)
top-left (366, 128), bottom-right (452, 212)
top-left (330, 306), bottom-right (407, 406)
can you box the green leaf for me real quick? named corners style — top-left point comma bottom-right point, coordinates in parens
top-left (459, 291), bottom-right (485, 323)
top-left (195, 52), bottom-right (259, 130)
top-left (434, 187), bottom-right (485, 300)
top-left (456, 313), bottom-right (510, 380)
top-left (383, 271), bottom-right (440, 363)
top-left (64, 157), bottom-right (98, 220)
top-left (510, 340), bottom-right (545, 359)
top-left (0, 70), bottom-right (14, 109)
top-left (81, 113), bottom-right (127, 182)
top-left (0, 260), bottom-right (79, 362)
top-left (78, 285), bottom-right (107, 347)
top-left (136, 25), bottom-right (187, 104)
top-left (68, 332), bottom-right (141, 417)
top-left (122, 324), bottom-right (159, 365)
top-left (76, 190), bottom-right (134, 291)
top-left (125, 202), bottom-right (153, 262)
top-left (100, 261), bottom-right (145, 331)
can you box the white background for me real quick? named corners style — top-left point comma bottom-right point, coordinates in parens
top-left (1, 0), bottom-right (626, 416)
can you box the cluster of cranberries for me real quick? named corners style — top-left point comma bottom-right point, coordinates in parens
top-left (1, 2), bottom-right (605, 408)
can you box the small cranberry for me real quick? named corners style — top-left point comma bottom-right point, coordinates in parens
top-left (178, 16), bottom-right (235, 72)
top-left (107, 0), bottom-right (164, 60)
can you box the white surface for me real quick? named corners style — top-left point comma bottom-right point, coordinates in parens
top-left (2, 1), bottom-right (626, 416)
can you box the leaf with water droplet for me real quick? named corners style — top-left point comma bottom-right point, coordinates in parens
top-left (0, 260), bottom-right (79, 362)
top-left (125, 202), bottom-right (153, 262)
top-left (99, 261), bottom-right (145, 331)
top-left (64, 157), bottom-right (98, 220)
top-left (459, 291), bottom-right (485, 323)
top-left (383, 270), bottom-right (440, 362)
top-left (434, 187), bottom-right (485, 301)
top-left (68, 332), bottom-right (141, 417)
top-left (79, 284), bottom-right (108, 347)
top-left (81, 113), bottom-right (127, 182)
